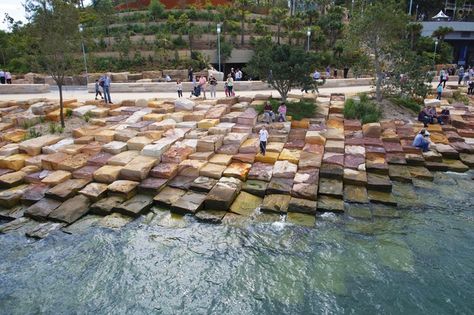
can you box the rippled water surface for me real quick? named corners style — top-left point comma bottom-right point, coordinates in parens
top-left (1, 172), bottom-right (474, 315)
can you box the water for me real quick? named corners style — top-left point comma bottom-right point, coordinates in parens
top-left (1, 172), bottom-right (474, 315)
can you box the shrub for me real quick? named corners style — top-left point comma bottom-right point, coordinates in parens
top-left (83, 111), bottom-right (92, 122)
top-left (27, 127), bottom-right (42, 139)
top-left (390, 96), bottom-right (422, 112)
top-left (452, 90), bottom-right (469, 105)
top-left (66, 108), bottom-right (73, 118)
top-left (344, 93), bottom-right (382, 124)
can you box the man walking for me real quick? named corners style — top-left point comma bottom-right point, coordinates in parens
top-left (0, 70), bottom-right (5, 84)
top-left (101, 74), bottom-right (112, 104)
top-left (259, 126), bottom-right (269, 156)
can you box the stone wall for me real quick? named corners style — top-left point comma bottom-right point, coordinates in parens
top-left (0, 84), bottom-right (50, 94)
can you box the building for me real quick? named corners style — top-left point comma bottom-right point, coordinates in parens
top-left (421, 21), bottom-right (474, 66)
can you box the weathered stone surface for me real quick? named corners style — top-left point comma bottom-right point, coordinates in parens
top-left (0, 184), bottom-right (28, 208)
top-left (367, 190), bottom-right (397, 206)
top-left (305, 131), bottom-right (326, 145)
top-left (294, 168), bottom-right (319, 184)
top-left (239, 138), bottom-right (259, 154)
top-left (343, 168), bottom-right (367, 186)
top-left (25, 221), bottom-right (65, 239)
top-left (46, 178), bottom-right (89, 201)
top-left (209, 154), bottom-right (233, 166)
top-left (19, 134), bottom-right (63, 155)
top-left (190, 176), bottom-right (218, 192)
top-left (175, 98), bottom-right (195, 111)
top-left (223, 162), bottom-right (252, 181)
top-left (41, 170), bottom-right (71, 186)
top-left (102, 141), bottom-right (128, 155)
top-left (323, 152), bottom-right (344, 166)
top-left (288, 197), bottom-right (317, 214)
top-left (343, 185), bottom-right (369, 203)
top-left (150, 163), bottom-right (178, 179)
top-left (229, 191), bottom-right (262, 216)
top-left (178, 159), bottom-right (207, 177)
top-left (138, 177), bottom-right (167, 194)
top-left (362, 123), bottom-right (382, 138)
top-left (171, 191), bottom-right (207, 215)
top-left (114, 194), bottom-right (153, 217)
top-left (267, 177), bottom-right (293, 195)
top-left (317, 196), bottom-right (344, 212)
top-left (286, 212), bottom-right (316, 227)
top-left (120, 155), bottom-right (157, 181)
top-left (0, 171), bottom-right (26, 188)
top-left (106, 151), bottom-right (140, 166)
top-left (107, 180), bottom-right (139, 199)
top-left (167, 175), bottom-right (197, 190)
top-left (93, 165), bottom-right (122, 183)
top-left (78, 182), bottom-right (108, 201)
top-left (407, 166), bottom-right (434, 181)
top-left (248, 162), bottom-right (273, 182)
top-left (48, 194), bottom-right (90, 224)
top-left (189, 151), bottom-right (214, 161)
top-left (21, 183), bottom-right (49, 205)
top-left (459, 153), bottom-right (474, 167)
top-left (260, 194), bottom-right (291, 213)
top-left (205, 177), bottom-right (242, 210)
top-left (298, 151), bottom-right (322, 169)
top-left (153, 186), bottom-right (186, 207)
top-left (388, 165), bottom-right (412, 183)
top-left (87, 152), bottom-right (113, 167)
top-left (319, 163), bottom-right (344, 180)
top-left (443, 159), bottom-right (469, 173)
top-left (272, 160), bottom-right (297, 179)
top-left (367, 173), bottom-right (392, 192)
top-left (254, 151), bottom-right (279, 164)
top-left (318, 178), bottom-right (343, 198)
top-left (0, 154), bottom-right (29, 171)
top-left (162, 146), bottom-right (194, 164)
top-left (196, 134), bottom-right (223, 152)
top-left (291, 183), bottom-right (318, 201)
top-left (195, 210), bottom-right (227, 224)
top-left (232, 153), bottom-right (255, 164)
top-left (90, 195), bottom-right (125, 215)
top-left (242, 180), bottom-right (268, 197)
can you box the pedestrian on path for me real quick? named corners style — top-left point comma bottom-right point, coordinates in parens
top-left (259, 126), bottom-right (269, 156)
top-left (199, 75), bottom-right (207, 99)
top-left (94, 79), bottom-right (103, 100)
top-left (209, 74), bottom-right (217, 98)
top-left (0, 70), bottom-right (5, 84)
top-left (436, 83), bottom-right (443, 100)
top-left (226, 74), bottom-right (234, 96)
top-left (458, 66), bottom-right (464, 85)
top-left (177, 80), bottom-right (183, 98)
top-left (101, 74), bottom-right (112, 104)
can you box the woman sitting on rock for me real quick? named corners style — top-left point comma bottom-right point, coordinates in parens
top-left (412, 129), bottom-right (430, 152)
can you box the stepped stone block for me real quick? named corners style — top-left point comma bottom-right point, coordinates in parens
top-left (362, 123), bottom-right (382, 138)
top-left (239, 138), bottom-right (259, 154)
top-left (25, 198), bottom-right (62, 220)
top-left (367, 173), bottom-right (392, 192)
top-left (41, 170), bottom-right (71, 186)
top-left (46, 178), bottom-right (89, 201)
top-left (443, 159), bottom-right (469, 173)
top-left (317, 195), bottom-right (344, 212)
top-left (108, 180), bottom-right (139, 199)
top-left (154, 186), bottom-right (186, 207)
top-left (0, 154), bottom-right (29, 171)
top-left (318, 178), bottom-right (343, 198)
top-left (114, 194), bottom-right (154, 217)
top-left (367, 190), bottom-right (397, 206)
top-left (343, 168), bottom-right (367, 186)
top-left (21, 183), bottom-right (49, 205)
top-left (343, 185), bottom-right (368, 203)
top-left (242, 180), bottom-right (268, 197)
top-left (197, 119), bottom-right (220, 129)
top-left (272, 160), bottom-right (297, 179)
top-left (229, 191), bottom-right (262, 216)
top-left (150, 163), bottom-right (178, 179)
top-left (190, 176), bottom-right (218, 193)
top-left (161, 146), bottom-right (194, 164)
top-left (0, 171), bottom-right (26, 188)
top-left (95, 130), bottom-right (115, 143)
top-left (205, 177), bottom-right (242, 210)
top-left (288, 197), bottom-right (317, 214)
top-left (107, 151), bottom-right (140, 166)
top-left (102, 141), bottom-right (127, 155)
top-left (196, 135), bottom-right (224, 152)
top-left (178, 159), bottom-right (207, 177)
top-left (72, 165), bottom-right (100, 180)
top-left (223, 162), bottom-right (252, 181)
top-left (248, 162), bottom-right (273, 182)
top-left (42, 138), bottom-right (75, 154)
top-left (278, 149), bottom-right (301, 164)
top-left (254, 151), bottom-right (279, 164)
top-left (127, 136), bottom-right (153, 151)
top-left (120, 155), bottom-right (157, 181)
top-left (267, 177), bottom-right (293, 195)
top-left (261, 194), bottom-right (291, 214)
top-left (171, 191), bottom-right (207, 215)
top-left (93, 165), bottom-right (123, 183)
top-left (48, 194), bottom-right (90, 224)
top-left (305, 131), bottom-right (326, 145)
top-left (57, 153), bottom-right (89, 172)
top-left (199, 163), bottom-right (226, 179)
top-left (323, 152), bottom-right (344, 166)
top-left (79, 182), bottom-right (108, 201)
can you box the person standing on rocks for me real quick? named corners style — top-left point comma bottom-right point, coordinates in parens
top-left (0, 70), bottom-right (5, 84)
top-left (436, 83), bottom-right (443, 100)
top-left (176, 80), bottom-right (183, 98)
top-left (259, 126), bottom-right (269, 156)
top-left (101, 74), bottom-right (112, 104)
top-left (209, 74), bottom-right (217, 98)
top-left (94, 79), bottom-right (104, 100)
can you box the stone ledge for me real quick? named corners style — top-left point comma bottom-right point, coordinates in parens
top-left (0, 84), bottom-right (50, 94)
top-left (87, 78), bottom-right (374, 93)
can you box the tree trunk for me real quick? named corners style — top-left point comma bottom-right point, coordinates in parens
top-left (59, 84), bottom-right (65, 128)
top-left (277, 24), bottom-right (281, 44)
top-left (374, 51), bottom-right (383, 102)
top-left (241, 13), bottom-right (245, 46)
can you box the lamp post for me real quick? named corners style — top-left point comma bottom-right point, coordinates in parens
top-left (217, 23), bottom-right (221, 72)
top-left (306, 28), bottom-right (311, 52)
top-left (79, 24), bottom-right (88, 86)
top-left (409, 0), bottom-right (413, 15)
top-left (433, 39), bottom-right (439, 69)
top-left (351, 0), bottom-right (355, 16)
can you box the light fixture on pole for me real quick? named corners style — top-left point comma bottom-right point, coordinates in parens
top-left (351, 0), bottom-right (354, 16)
top-left (217, 23), bottom-right (221, 73)
top-left (79, 24), bottom-right (88, 86)
top-left (409, 0), bottom-right (413, 15)
top-left (433, 39), bottom-right (439, 68)
top-left (306, 28), bottom-right (311, 52)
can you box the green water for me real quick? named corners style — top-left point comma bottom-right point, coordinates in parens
top-left (1, 172), bottom-right (473, 314)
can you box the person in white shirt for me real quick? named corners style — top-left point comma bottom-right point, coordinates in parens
top-left (259, 126), bottom-right (269, 156)
top-left (235, 69), bottom-right (243, 81)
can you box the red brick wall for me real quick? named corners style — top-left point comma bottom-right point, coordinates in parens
top-left (116, 0), bottom-right (231, 10)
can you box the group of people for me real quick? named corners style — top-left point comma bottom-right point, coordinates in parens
top-left (418, 104), bottom-right (450, 127)
top-left (262, 101), bottom-right (287, 124)
top-left (94, 74), bottom-right (112, 104)
top-left (0, 70), bottom-right (12, 84)
top-left (439, 66), bottom-right (474, 87)
top-left (183, 73), bottom-right (236, 99)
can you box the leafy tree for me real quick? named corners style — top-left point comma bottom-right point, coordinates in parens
top-left (235, 0), bottom-right (251, 46)
top-left (318, 5), bottom-right (344, 48)
top-left (245, 39), bottom-right (320, 101)
top-left (94, 0), bottom-right (114, 45)
top-left (432, 26), bottom-right (454, 41)
top-left (270, 7), bottom-right (287, 44)
top-left (149, 0), bottom-right (165, 22)
top-left (26, 0), bottom-right (81, 128)
top-left (346, 0), bottom-right (408, 101)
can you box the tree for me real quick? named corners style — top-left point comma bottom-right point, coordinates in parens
top-left (149, 0), bottom-right (165, 22)
top-left (245, 39), bottom-right (320, 101)
top-left (235, 0), bottom-right (251, 46)
top-left (270, 7), bottom-right (287, 44)
top-left (94, 0), bottom-right (114, 41)
top-left (432, 26), bottom-right (454, 42)
top-left (27, 0), bottom-right (81, 128)
top-left (346, 0), bottom-right (408, 101)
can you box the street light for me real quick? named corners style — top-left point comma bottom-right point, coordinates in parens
top-left (433, 39), bottom-right (439, 68)
top-left (217, 23), bottom-right (221, 73)
top-left (79, 24), bottom-right (88, 86)
top-left (306, 28), bottom-right (311, 52)
top-left (351, 0), bottom-right (354, 16)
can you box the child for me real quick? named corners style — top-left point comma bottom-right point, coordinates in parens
top-left (176, 80), bottom-right (183, 98)
top-left (95, 79), bottom-right (103, 100)
top-left (224, 81), bottom-right (229, 97)
top-left (436, 83), bottom-right (443, 100)
top-left (278, 103), bottom-right (287, 122)
top-left (259, 126), bottom-right (269, 156)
